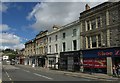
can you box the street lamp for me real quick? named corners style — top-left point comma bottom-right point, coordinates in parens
top-left (80, 51), bottom-right (84, 72)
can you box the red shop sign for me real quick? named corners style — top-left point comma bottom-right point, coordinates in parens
top-left (83, 58), bottom-right (106, 68)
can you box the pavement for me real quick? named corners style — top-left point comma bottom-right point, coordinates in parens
top-left (16, 64), bottom-right (119, 81)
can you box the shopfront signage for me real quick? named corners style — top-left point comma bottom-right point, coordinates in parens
top-left (83, 48), bottom-right (120, 58)
top-left (115, 50), bottom-right (120, 56)
top-left (83, 58), bottom-right (106, 68)
top-left (98, 51), bottom-right (113, 56)
top-left (98, 50), bottom-right (120, 56)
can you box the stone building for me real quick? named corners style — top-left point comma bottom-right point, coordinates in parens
top-left (24, 39), bottom-right (35, 65)
top-left (80, 2), bottom-right (120, 74)
top-left (34, 30), bottom-right (48, 67)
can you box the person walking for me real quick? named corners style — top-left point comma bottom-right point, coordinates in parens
top-left (113, 65), bottom-right (118, 77)
top-left (117, 63), bottom-right (120, 77)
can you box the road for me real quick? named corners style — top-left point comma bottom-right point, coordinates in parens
top-left (2, 61), bottom-right (119, 83)
top-left (2, 61), bottom-right (95, 82)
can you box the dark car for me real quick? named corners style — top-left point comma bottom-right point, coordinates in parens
top-left (10, 60), bottom-right (15, 65)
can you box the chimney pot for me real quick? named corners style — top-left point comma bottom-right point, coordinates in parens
top-left (85, 4), bottom-right (90, 11)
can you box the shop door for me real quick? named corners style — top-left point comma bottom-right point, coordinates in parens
top-left (113, 57), bottom-right (120, 66)
top-left (67, 57), bottom-right (74, 71)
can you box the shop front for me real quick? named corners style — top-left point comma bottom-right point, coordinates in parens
top-left (37, 55), bottom-right (46, 67)
top-left (60, 50), bottom-right (80, 71)
top-left (47, 53), bottom-right (59, 69)
top-left (82, 47), bottom-right (120, 74)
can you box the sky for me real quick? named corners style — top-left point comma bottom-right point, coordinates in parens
top-left (0, 0), bottom-right (109, 50)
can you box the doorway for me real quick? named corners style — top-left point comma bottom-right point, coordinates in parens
top-left (113, 57), bottom-right (120, 66)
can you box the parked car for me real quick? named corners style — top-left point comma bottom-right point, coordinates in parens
top-left (10, 59), bottom-right (15, 65)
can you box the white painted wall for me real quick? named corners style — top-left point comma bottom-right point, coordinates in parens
top-left (47, 21), bottom-right (81, 54)
top-left (47, 29), bottom-right (61, 55)
top-left (59, 24), bottom-right (80, 52)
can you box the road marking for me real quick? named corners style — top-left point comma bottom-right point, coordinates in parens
top-left (5, 71), bottom-right (13, 81)
top-left (33, 73), bottom-right (53, 80)
top-left (6, 71), bottom-right (10, 78)
top-left (9, 78), bottom-right (12, 81)
top-left (22, 69), bottom-right (30, 73)
top-left (0, 79), bottom-right (1, 83)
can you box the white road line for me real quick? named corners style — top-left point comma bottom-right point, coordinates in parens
top-left (33, 73), bottom-right (53, 80)
top-left (6, 72), bottom-right (10, 78)
top-left (22, 69), bottom-right (30, 73)
top-left (0, 79), bottom-right (1, 83)
top-left (9, 78), bottom-right (12, 81)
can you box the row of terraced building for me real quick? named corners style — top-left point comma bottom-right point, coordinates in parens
top-left (19, 2), bottom-right (120, 75)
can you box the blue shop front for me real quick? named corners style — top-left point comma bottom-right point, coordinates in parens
top-left (82, 47), bottom-right (120, 74)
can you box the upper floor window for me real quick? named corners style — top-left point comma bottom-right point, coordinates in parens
top-left (86, 21), bottom-right (90, 31)
top-left (63, 42), bottom-right (66, 52)
top-left (55, 35), bottom-right (58, 41)
top-left (97, 17), bottom-right (101, 28)
top-left (73, 29), bottom-right (77, 37)
top-left (98, 34), bottom-right (101, 47)
top-left (55, 44), bottom-right (58, 53)
top-left (49, 45), bottom-right (51, 53)
top-left (91, 36), bottom-right (97, 47)
top-left (91, 19), bottom-right (96, 30)
top-left (73, 40), bottom-right (77, 50)
top-left (49, 37), bottom-right (51, 43)
top-left (63, 33), bottom-right (66, 39)
top-left (87, 36), bottom-right (90, 48)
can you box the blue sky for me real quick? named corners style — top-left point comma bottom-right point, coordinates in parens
top-left (0, 1), bottom-right (106, 50)
top-left (2, 2), bottom-right (38, 41)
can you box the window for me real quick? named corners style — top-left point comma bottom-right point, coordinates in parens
top-left (87, 36), bottom-right (90, 48)
top-left (55, 44), bottom-right (58, 53)
top-left (49, 37), bottom-right (51, 43)
top-left (44, 38), bottom-right (46, 43)
top-left (63, 33), bottom-right (66, 39)
top-left (73, 40), bottom-right (77, 50)
top-left (92, 36), bottom-right (97, 47)
top-left (55, 35), bottom-right (58, 41)
top-left (49, 45), bottom-right (51, 53)
top-left (87, 21), bottom-right (90, 31)
top-left (98, 34), bottom-right (101, 47)
top-left (97, 17), bottom-right (101, 28)
top-left (73, 29), bottom-right (77, 36)
top-left (63, 42), bottom-right (66, 52)
top-left (91, 19), bottom-right (96, 30)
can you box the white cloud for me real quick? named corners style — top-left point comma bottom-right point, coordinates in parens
top-left (0, 33), bottom-right (20, 44)
top-left (12, 43), bottom-right (25, 50)
top-left (0, 24), bottom-right (10, 31)
top-left (0, 3), bottom-right (8, 12)
top-left (28, 2), bottom-right (105, 31)
top-left (0, 33), bottom-right (25, 50)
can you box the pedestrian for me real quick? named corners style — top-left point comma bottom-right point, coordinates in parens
top-left (113, 65), bottom-right (118, 77)
top-left (117, 63), bottom-right (120, 77)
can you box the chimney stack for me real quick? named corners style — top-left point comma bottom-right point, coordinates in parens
top-left (85, 4), bottom-right (90, 11)
top-left (53, 25), bottom-right (59, 30)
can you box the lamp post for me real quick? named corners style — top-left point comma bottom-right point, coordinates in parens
top-left (80, 51), bottom-right (84, 72)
